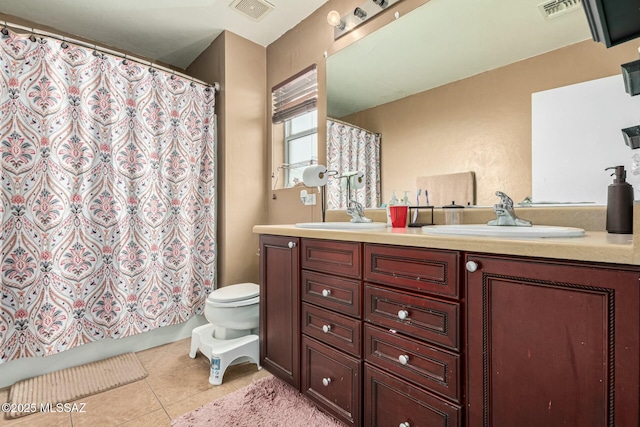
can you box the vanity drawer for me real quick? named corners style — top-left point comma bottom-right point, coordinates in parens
top-left (364, 364), bottom-right (461, 427)
top-left (364, 324), bottom-right (461, 402)
top-left (364, 284), bottom-right (460, 351)
top-left (364, 244), bottom-right (459, 298)
top-left (302, 303), bottom-right (362, 357)
top-left (301, 336), bottom-right (362, 426)
top-left (301, 239), bottom-right (361, 279)
top-left (301, 270), bottom-right (361, 318)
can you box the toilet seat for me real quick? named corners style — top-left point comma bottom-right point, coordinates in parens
top-left (207, 283), bottom-right (259, 307)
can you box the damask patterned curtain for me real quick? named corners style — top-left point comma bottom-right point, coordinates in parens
top-left (326, 118), bottom-right (381, 209)
top-left (0, 30), bottom-right (217, 362)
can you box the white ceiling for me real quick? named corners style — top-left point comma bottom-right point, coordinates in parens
top-left (327, 0), bottom-right (594, 117)
top-left (0, 0), bottom-right (329, 68)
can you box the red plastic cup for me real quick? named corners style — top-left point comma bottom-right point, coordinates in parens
top-left (389, 205), bottom-right (408, 228)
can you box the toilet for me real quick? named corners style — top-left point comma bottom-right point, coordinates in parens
top-left (189, 283), bottom-right (261, 385)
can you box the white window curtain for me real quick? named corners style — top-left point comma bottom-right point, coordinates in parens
top-left (326, 118), bottom-right (381, 209)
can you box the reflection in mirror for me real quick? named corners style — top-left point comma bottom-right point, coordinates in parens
top-left (326, 0), bottom-right (594, 207)
top-left (271, 64), bottom-right (318, 190)
top-left (284, 111), bottom-right (317, 187)
top-left (326, 118), bottom-right (381, 209)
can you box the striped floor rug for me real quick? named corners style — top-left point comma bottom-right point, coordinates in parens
top-left (6, 352), bottom-right (147, 419)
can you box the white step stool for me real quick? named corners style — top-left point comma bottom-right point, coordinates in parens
top-left (189, 323), bottom-right (261, 385)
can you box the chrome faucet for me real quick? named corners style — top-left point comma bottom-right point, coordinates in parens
top-left (347, 199), bottom-right (372, 223)
top-left (487, 191), bottom-right (532, 227)
top-left (342, 171), bottom-right (372, 223)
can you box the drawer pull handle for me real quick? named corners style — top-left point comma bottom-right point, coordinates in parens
top-left (288, 241), bottom-right (296, 249)
top-left (399, 423), bottom-right (410, 427)
top-left (398, 354), bottom-right (409, 365)
top-left (466, 260), bottom-right (479, 272)
top-left (398, 310), bottom-right (409, 320)
top-left (322, 324), bottom-right (331, 333)
top-left (322, 377), bottom-right (332, 386)
top-left (321, 289), bottom-right (331, 297)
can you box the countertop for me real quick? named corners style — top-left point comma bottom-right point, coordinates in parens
top-left (252, 224), bottom-right (636, 266)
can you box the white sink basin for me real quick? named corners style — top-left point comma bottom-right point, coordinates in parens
top-left (295, 222), bottom-right (387, 230)
top-left (421, 224), bottom-right (585, 238)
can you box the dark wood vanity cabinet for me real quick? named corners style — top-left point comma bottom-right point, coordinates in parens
top-left (363, 244), bottom-right (463, 427)
top-left (300, 239), bottom-right (363, 426)
top-left (259, 235), bottom-right (640, 427)
top-left (259, 235), bottom-right (300, 389)
top-left (465, 253), bottom-right (640, 427)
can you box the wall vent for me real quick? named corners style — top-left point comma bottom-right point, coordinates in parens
top-left (538, 0), bottom-right (582, 20)
top-left (229, 0), bottom-right (275, 21)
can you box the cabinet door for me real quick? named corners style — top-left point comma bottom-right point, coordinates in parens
top-left (259, 235), bottom-right (300, 389)
top-left (365, 284), bottom-right (461, 351)
top-left (301, 239), bottom-right (362, 279)
top-left (364, 244), bottom-right (459, 298)
top-left (301, 336), bottom-right (362, 426)
top-left (466, 254), bottom-right (640, 427)
top-left (364, 364), bottom-right (461, 427)
top-left (302, 303), bottom-right (362, 357)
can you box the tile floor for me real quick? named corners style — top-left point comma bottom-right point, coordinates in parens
top-left (0, 338), bottom-right (271, 426)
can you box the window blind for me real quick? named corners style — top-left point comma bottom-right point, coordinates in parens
top-left (272, 64), bottom-right (317, 124)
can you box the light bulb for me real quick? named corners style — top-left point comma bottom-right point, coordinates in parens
top-left (327, 10), bottom-right (342, 27)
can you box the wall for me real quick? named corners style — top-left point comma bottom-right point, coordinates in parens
top-left (265, 0), bottom-right (640, 220)
top-left (341, 40), bottom-right (640, 206)
top-left (188, 31), bottom-right (267, 287)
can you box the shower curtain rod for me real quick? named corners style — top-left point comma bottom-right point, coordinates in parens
top-left (1, 20), bottom-right (220, 93)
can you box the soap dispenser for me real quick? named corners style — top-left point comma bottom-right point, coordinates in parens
top-left (605, 166), bottom-right (634, 234)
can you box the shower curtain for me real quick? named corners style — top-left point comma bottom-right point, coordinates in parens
top-left (0, 31), bottom-right (216, 362)
top-left (326, 118), bottom-right (381, 209)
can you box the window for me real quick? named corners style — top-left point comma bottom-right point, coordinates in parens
top-left (272, 64), bottom-right (318, 188)
top-left (284, 111), bottom-right (317, 187)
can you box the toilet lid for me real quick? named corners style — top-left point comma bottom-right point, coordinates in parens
top-left (207, 283), bottom-right (259, 304)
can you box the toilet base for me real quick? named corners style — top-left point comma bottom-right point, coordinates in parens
top-left (189, 323), bottom-right (261, 385)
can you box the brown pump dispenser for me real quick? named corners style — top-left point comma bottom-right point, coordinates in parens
top-left (605, 166), bottom-right (633, 234)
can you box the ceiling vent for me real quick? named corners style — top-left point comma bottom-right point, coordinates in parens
top-left (229, 0), bottom-right (275, 21)
top-left (538, 0), bottom-right (582, 20)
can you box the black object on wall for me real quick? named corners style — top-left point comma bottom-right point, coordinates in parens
top-left (622, 59), bottom-right (640, 96)
top-left (622, 125), bottom-right (640, 149)
top-left (582, 0), bottom-right (640, 47)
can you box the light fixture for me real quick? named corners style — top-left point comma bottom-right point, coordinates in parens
top-left (353, 7), bottom-right (367, 20)
top-left (327, 0), bottom-right (404, 39)
top-left (327, 10), bottom-right (345, 30)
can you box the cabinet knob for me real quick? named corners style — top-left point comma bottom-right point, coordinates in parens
top-left (466, 260), bottom-right (479, 272)
top-left (288, 241), bottom-right (296, 249)
top-left (397, 309), bottom-right (409, 320)
top-left (398, 354), bottom-right (409, 365)
top-left (322, 377), bottom-right (332, 386)
top-left (399, 423), bottom-right (410, 427)
top-left (322, 324), bottom-right (331, 333)
top-left (321, 289), bottom-right (331, 297)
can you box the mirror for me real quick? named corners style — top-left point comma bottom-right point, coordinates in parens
top-left (326, 0), bottom-right (601, 207)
